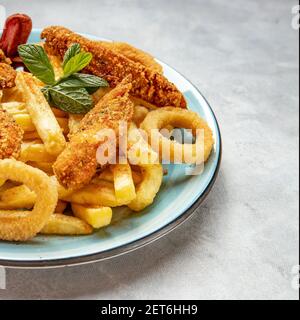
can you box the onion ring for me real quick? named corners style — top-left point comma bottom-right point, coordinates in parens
top-left (140, 107), bottom-right (214, 164)
top-left (0, 159), bottom-right (58, 241)
top-left (128, 164), bottom-right (163, 211)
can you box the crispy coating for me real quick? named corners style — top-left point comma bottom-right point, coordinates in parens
top-left (0, 63), bottom-right (17, 89)
top-left (0, 107), bottom-right (23, 159)
top-left (98, 41), bottom-right (163, 74)
top-left (0, 159), bottom-right (58, 241)
top-left (53, 77), bottom-right (134, 189)
top-left (41, 26), bottom-right (186, 109)
top-left (0, 49), bottom-right (12, 64)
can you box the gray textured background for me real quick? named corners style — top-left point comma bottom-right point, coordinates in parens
top-left (0, 0), bottom-right (299, 300)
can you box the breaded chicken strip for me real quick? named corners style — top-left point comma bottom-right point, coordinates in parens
top-left (0, 63), bottom-right (17, 89)
top-left (0, 49), bottom-right (17, 89)
top-left (98, 41), bottom-right (163, 74)
top-left (53, 77), bottom-right (134, 189)
top-left (0, 107), bottom-right (23, 159)
top-left (41, 26), bottom-right (186, 109)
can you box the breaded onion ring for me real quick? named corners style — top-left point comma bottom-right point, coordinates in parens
top-left (140, 107), bottom-right (214, 164)
top-left (0, 159), bottom-right (58, 241)
top-left (128, 164), bottom-right (163, 211)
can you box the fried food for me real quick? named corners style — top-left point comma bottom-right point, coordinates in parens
top-left (127, 122), bottom-right (159, 165)
top-left (16, 72), bottom-right (66, 155)
top-left (0, 63), bottom-right (17, 89)
top-left (71, 203), bottom-right (112, 229)
top-left (0, 184), bottom-right (36, 209)
top-left (41, 26), bottom-right (186, 109)
top-left (0, 159), bottom-right (58, 241)
top-left (112, 163), bottom-right (136, 203)
top-left (99, 41), bottom-right (163, 74)
top-left (133, 105), bottom-right (149, 127)
top-left (40, 214), bottom-right (92, 235)
top-left (0, 49), bottom-right (12, 64)
top-left (1, 102), bottom-right (27, 115)
top-left (53, 77), bottom-right (134, 189)
top-left (68, 114), bottom-right (84, 136)
top-left (0, 48), bottom-right (17, 89)
top-left (54, 200), bottom-right (67, 213)
top-left (27, 161), bottom-right (54, 175)
top-left (20, 141), bottom-right (57, 163)
top-left (0, 107), bottom-right (23, 159)
top-left (128, 164), bottom-right (163, 211)
top-left (13, 113), bottom-right (36, 131)
top-left (140, 107), bottom-right (214, 164)
top-left (95, 166), bottom-right (143, 185)
top-left (63, 180), bottom-right (123, 207)
top-left (0, 18), bottom-right (216, 242)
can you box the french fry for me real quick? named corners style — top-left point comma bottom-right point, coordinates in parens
top-left (127, 122), bottom-right (159, 165)
top-left (55, 200), bottom-right (68, 213)
top-left (64, 180), bottom-right (122, 207)
top-left (1, 102), bottom-right (27, 115)
top-left (23, 131), bottom-right (41, 140)
top-left (18, 116), bottom-right (68, 135)
top-left (71, 203), bottom-right (112, 228)
top-left (16, 72), bottom-right (66, 155)
top-left (56, 117), bottom-right (69, 134)
top-left (96, 167), bottom-right (143, 185)
top-left (47, 54), bottom-right (64, 80)
top-left (40, 214), bottom-right (93, 235)
top-left (50, 176), bottom-right (74, 199)
top-left (0, 184), bottom-right (36, 209)
top-left (27, 161), bottom-right (54, 175)
top-left (112, 163), bottom-right (136, 203)
top-left (13, 113), bottom-right (36, 131)
top-left (68, 114), bottom-right (83, 135)
top-left (133, 105), bottom-right (149, 127)
top-left (20, 141), bottom-right (57, 163)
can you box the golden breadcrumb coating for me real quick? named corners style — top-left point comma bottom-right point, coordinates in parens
top-left (0, 49), bottom-right (12, 64)
top-left (41, 26), bottom-right (186, 109)
top-left (98, 41), bottom-right (163, 74)
top-left (53, 77), bottom-right (134, 189)
top-left (0, 63), bottom-right (17, 89)
top-left (0, 107), bottom-right (23, 159)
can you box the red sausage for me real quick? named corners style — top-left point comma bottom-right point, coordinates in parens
top-left (0, 13), bottom-right (32, 57)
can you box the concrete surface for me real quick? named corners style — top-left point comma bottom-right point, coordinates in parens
top-left (0, 0), bottom-right (299, 300)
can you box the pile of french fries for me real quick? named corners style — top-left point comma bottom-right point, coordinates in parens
top-left (0, 59), bottom-right (163, 236)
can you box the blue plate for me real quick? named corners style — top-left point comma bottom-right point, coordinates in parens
top-left (0, 29), bottom-right (222, 268)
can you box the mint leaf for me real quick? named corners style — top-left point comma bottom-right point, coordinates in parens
top-left (18, 44), bottom-right (56, 85)
top-left (47, 84), bottom-right (93, 114)
top-left (62, 43), bottom-right (81, 68)
top-left (63, 52), bottom-right (92, 78)
top-left (59, 73), bottom-right (109, 93)
top-left (41, 85), bottom-right (52, 102)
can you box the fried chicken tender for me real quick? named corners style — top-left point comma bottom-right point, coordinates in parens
top-left (0, 107), bottom-right (23, 159)
top-left (0, 63), bottom-right (17, 89)
top-left (41, 26), bottom-right (186, 109)
top-left (98, 41), bottom-right (163, 74)
top-left (0, 49), bottom-right (17, 89)
top-left (53, 77), bottom-right (134, 189)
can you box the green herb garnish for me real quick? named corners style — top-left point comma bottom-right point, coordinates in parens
top-left (62, 43), bottom-right (81, 68)
top-left (18, 44), bottom-right (56, 85)
top-left (18, 43), bottom-right (109, 114)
